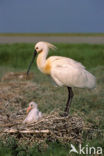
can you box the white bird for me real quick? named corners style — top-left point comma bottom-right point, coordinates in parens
top-left (23, 102), bottom-right (42, 124)
top-left (27, 41), bottom-right (96, 116)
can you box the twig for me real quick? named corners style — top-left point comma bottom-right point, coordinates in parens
top-left (4, 128), bottom-right (50, 134)
top-left (0, 122), bottom-right (21, 127)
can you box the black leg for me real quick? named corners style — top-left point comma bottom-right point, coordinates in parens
top-left (64, 87), bottom-right (74, 115)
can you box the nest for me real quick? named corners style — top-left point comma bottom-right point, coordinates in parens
top-left (1, 72), bottom-right (34, 82)
top-left (0, 72), bottom-right (94, 146)
top-left (0, 111), bottom-right (84, 145)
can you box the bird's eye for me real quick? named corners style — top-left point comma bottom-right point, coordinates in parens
top-left (36, 47), bottom-right (38, 50)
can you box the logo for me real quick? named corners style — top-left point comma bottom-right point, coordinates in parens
top-left (69, 144), bottom-right (78, 154)
top-left (69, 144), bottom-right (103, 155)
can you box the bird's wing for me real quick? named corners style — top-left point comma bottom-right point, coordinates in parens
top-left (23, 109), bottom-right (38, 124)
top-left (38, 112), bottom-right (42, 118)
top-left (51, 62), bottom-right (80, 87)
top-left (48, 56), bottom-right (86, 70)
top-left (50, 57), bottom-right (96, 88)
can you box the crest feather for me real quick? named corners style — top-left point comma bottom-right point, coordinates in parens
top-left (44, 42), bottom-right (56, 51)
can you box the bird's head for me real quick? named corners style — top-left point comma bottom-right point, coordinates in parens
top-left (26, 101), bottom-right (37, 113)
top-left (35, 41), bottom-right (56, 53)
top-left (34, 42), bottom-right (46, 53)
top-left (27, 41), bottom-right (56, 75)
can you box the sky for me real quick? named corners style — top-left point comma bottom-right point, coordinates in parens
top-left (0, 0), bottom-right (104, 33)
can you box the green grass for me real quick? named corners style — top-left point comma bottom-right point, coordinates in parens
top-left (0, 43), bottom-right (104, 156)
top-left (0, 137), bottom-right (104, 156)
top-left (0, 33), bottom-right (104, 36)
top-left (0, 43), bottom-right (104, 69)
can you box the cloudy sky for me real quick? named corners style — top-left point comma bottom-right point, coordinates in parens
top-left (0, 0), bottom-right (104, 33)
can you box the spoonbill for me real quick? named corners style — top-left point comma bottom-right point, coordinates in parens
top-left (23, 102), bottom-right (42, 124)
top-left (27, 42), bottom-right (96, 116)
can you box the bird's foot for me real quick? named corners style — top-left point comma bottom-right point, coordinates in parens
top-left (59, 112), bottom-right (69, 117)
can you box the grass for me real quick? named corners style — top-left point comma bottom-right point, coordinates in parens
top-left (0, 33), bottom-right (104, 36)
top-left (0, 43), bottom-right (104, 69)
top-left (0, 43), bottom-right (104, 156)
top-left (0, 141), bottom-right (70, 156)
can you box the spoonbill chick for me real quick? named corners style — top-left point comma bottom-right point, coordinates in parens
top-left (23, 102), bottom-right (42, 124)
top-left (27, 42), bottom-right (96, 116)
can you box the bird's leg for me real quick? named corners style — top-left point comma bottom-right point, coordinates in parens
top-left (64, 87), bottom-right (74, 116)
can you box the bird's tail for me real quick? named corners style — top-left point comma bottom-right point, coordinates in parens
top-left (86, 71), bottom-right (96, 89)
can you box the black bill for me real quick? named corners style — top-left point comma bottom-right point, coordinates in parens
top-left (27, 50), bottom-right (37, 75)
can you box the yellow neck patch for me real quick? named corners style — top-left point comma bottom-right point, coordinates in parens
top-left (44, 61), bottom-right (51, 74)
top-left (37, 53), bottom-right (51, 75)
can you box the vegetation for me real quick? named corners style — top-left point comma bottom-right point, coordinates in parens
top-left (0, 33), bottom-right (104, 36)
top-left (0, 43), bottom-right (104, 69)
top-left (0, 43), bottom-right (104, 156)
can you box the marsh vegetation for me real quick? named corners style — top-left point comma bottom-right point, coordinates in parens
top-left (0, 43), bottom-right (104, 156)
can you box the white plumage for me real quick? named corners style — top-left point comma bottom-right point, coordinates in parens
top-left (34, 41), bottom-right (96, 89)
top-left (27, 41), bottom-right (96, 115)
top-left (49, 56), bottom-right (96, 88)
top-left (23, 102), bottom-right (42, 124)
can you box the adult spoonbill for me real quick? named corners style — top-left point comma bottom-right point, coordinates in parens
top-left (27, 42), bottom-right (96, 116)
top-left (23, 102), bottom-right (42, 124)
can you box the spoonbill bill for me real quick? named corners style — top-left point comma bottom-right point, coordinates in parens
top-left (27, 42), bottom-right (96, 116)
top-left (23, 102), bottom-right (42, 124)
